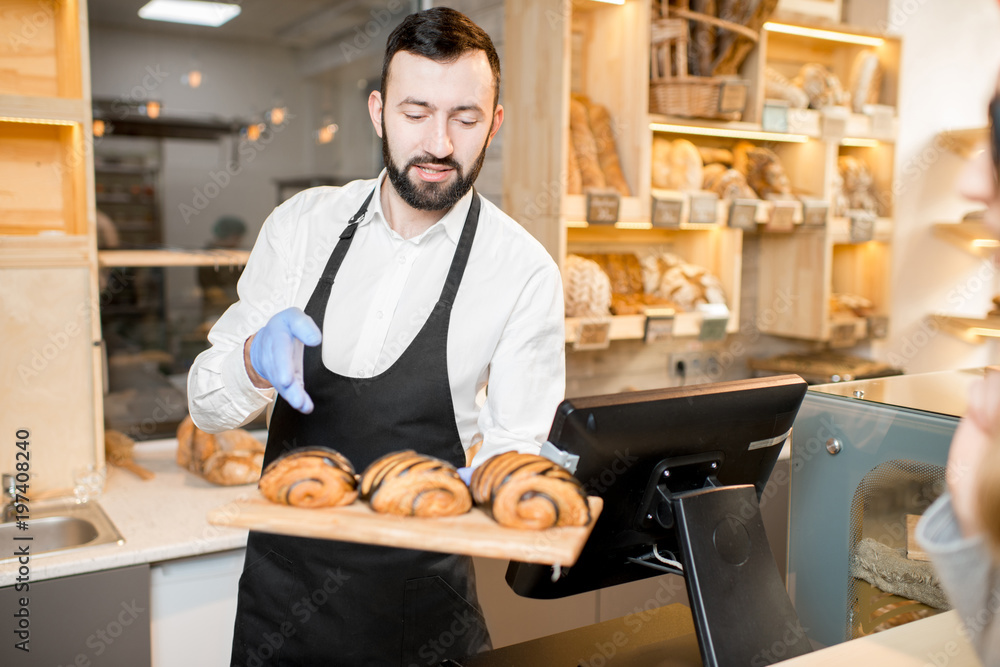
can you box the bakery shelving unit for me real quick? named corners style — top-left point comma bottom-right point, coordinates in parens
top-left (506, 0), bottom-right (743, 343)
top-left (0, 0), bottom-right (103, 496)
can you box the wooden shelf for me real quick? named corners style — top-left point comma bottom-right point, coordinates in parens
top-left (933, 221), bottom-right (998, 258)
top-left (828, 216), bottom-right (893, 244)
top-left (562, 195), bottom-right (646, 224)
top-left (938, 127), bottom-right (988, 158)
top-left (932, 314), bottom-right (1000, 344)
top-left (99, 249), bottom-right (251, 268)
top-left (0, 0), bottom-right (84, 99)
top-left (565, 315), bottom-right (645, 343)
top-left (651, 111), bottom-right (897, 143)
top-left (0, 95), bottom-right (88, 125)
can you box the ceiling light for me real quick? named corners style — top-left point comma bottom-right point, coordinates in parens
top-left (764, 22), bottom-right (884, 47)
top-left (182, 70), bottom-right (203, 88)
top-left (138, 0), bottom-right (241, 27)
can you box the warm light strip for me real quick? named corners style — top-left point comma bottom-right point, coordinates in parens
top-left (615, 221), bottom-right (652, 229)
top-left (969, 327), bottom-right (1000, 338)
top-left (589, 0), bottom-right (625, 4)
top-left (764, 22), bottom-right (885, 47)
top-left (566, 220), bottom-right (589, 228)
top-left (650, 122), bottom-right (809, 143)
top-left (0, 116), bottom-right (78, 126)
top-left (841, 137), bottom-right (880, 147)
top-left (972, 239), bottom-right (1000, 248)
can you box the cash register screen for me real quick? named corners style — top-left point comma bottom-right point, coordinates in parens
top-left (506, 375), bottom-right (808, 599)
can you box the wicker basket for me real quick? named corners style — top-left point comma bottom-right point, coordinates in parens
top-left (649, 15), bottom-right (751, 121)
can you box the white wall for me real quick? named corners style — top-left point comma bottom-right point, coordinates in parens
top-left (886, 0), bottom-right (1000, 373)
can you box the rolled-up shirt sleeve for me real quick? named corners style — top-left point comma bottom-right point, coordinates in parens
top-left (187, 196), bottom-right (303, 433)
top-left (471, 261), bottom-right (566, 468)
top-left (917, 492), bottom-right (1000, 664)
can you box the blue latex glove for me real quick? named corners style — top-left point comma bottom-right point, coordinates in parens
top-left (249, 307), bottom-right (322, 414)
top-left (457, 467), bottom-right (473, 486)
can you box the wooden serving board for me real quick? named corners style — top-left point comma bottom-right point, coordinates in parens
top-left (208, 494), bottom-right (603, 566)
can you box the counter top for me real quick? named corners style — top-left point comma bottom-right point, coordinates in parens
top-left (0, 436), bottom-right (256, 586)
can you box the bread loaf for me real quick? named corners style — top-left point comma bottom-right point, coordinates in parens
top-left (588, 102), bottom-right (632, 196)
top-left (563, 254), bottom-right (612, 318)
top-left (470, 451), bottom-right (591, 530)
top-left (838, 155), bottom-right (880, 215)
top-left (764, 67), bottom-right (809, 108)
top-left (731, 140), bottom-right (755, 175)
top-left (709, 168), bottom-right (758, 200)
top-left (176, 415), bottom-right (265, 486)
top-left (702, 162), bottom-right (729, 190)
top-left (258, 447), bottom-right (359, 507)
top-left (849, 51), bottom-right (881, 113)
top-left (652, 137), bottom-right (673, 189)
top-left (566, 137), bottom-right (583, 195)
top-left (793, 63), bottom-right (851, 110)
top-left (667, 139), bottom-right (704, 191)
top-left (745, 147), bottom-right (792, 198)
top-left (569, 97), bottom-right (606, 189)
top-left (698, 147), bottom-right (734, 166)
top-left (359, 450), bottom-right (472, 517)
top-left (641, 253), bottom-right (727, 312)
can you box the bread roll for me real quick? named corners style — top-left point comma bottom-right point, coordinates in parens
top-left (702, 162), bottom-right (729, 190)
top-left (838, 155), bottom-right (879, 215)
top-left (731, 140), bottom-right (755, 175)
top-left (710, 168), bottom-right (758, 200)
top-left (698, 147), bottom-right (734, 166)
top-left (588, 102), bottom-right (631, 196)
top-left (259, 447), bottom-right (359, 508)
top-left (176, 415), bottom-right (265, 486)
top-left (642, 253), bottom-right (727, 312)
top-left (360, 450), bottom-right (471, 517)
top-left (764, 67), bottom-right (809, 108)
top-left (745, 147), bottom-right (792, 199)
top-left (470, 452), bottom-right (591, 530)
top-left (793, 63), bottom-right (850, 110)
top-left (667, 138), bottom-right (703, 191)
top-left (563, 254), bottom-right (612, 318)
top-left (569, 97), bottom-right (605, 189)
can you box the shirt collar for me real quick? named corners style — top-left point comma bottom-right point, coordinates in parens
top-left (368, 169), bottom-right (474, 245)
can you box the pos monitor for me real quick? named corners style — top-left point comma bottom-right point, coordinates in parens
top-left (507, 375), bottom-right (812, 666)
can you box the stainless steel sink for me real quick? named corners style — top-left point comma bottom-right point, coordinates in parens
top-left (0, 500), bottom-right (124, 561)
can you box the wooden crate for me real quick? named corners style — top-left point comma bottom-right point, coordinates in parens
top-left (0, 0), bottom-right (83, 98)
top-left (0, 120), bottom-right (87, 235)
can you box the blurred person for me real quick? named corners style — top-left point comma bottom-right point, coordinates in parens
top-left (917, 77), bottom-right (1000, 664)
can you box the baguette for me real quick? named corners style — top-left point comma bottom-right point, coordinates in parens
top-left (587, 102), bottom-right (632, 196)
top-left (569, 97), bottom-right (606, 189)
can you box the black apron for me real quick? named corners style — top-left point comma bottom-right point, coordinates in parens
top-left (231, 189), bottom-right (491, 667)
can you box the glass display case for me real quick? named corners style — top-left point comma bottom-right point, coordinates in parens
top-left (787, 369), bottom-right (980, 647)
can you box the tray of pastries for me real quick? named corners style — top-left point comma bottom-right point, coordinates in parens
top-left (207, 448), bottom-right (602, 566)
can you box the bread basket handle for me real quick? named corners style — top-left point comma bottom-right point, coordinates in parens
top-left (668, 7), bottom-right (760, 43)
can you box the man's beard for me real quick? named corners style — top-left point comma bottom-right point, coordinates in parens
top-left (382, 118), bottom-right (489, 212)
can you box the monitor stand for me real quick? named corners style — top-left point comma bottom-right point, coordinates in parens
top-left (670, 484), bottom-right (812, 666)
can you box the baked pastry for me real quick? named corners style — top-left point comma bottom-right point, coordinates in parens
top-left (838, 155), bottom-right (880, 215)
top-left (258, 446), bottom-right (359, 507)
top-left (745, 147), bottom-right (792, 199)
top-left (105, 429), bottom-right (155, 480)
top-left (698, 147), bottom-right (734, 166)
top-left (849, 51), bottom-right (882, 113)
top-left (764, 67), bottom-right (809, 108)
top-left (588, 102), bottom-right (632, 196)
top-left (708, 168), bottom-right (758, 200)
top-left (569, 96), bottom-right (606, 189)
top-left (793, 63), bottom-right (851, 110)
top-left (176, 415), bottom-right (265, 486)
top-left (642, 253), bottom-right (727, 312)
top-left (667, 139), bottom-right (704, 191)
top-left (563, 254), bottom-right (612, 318)
top-left (702, 162), bottom-right (729, 190)
top-left (360, 450), bottom-right (472, 517)
top-left (731, 140), bottom-right (755, 175)
top-left (831, 293), bottom-right (874, 317)
top-left (652, 137), bottom-right (673, 189)
top-left (470, 452), bottom-right (591, 530)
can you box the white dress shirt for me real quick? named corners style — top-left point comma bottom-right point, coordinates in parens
top-left (187, 172), bottom-right (566, 467)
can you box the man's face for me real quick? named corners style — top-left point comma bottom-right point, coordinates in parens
top-left (958, 72), bottom-right (1000, 235)
top-left (369, 50), bottom-right (502, 212)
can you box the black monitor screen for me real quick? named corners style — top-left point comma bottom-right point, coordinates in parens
top-left (507, 375), bottom-right (808, 599)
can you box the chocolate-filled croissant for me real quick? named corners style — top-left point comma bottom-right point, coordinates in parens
top-left (470, 452), bottom-right (591, 530)
top-left (258, 447), bottom-right (358, 508)
top-left (359, 450), bottom-right (472, 517)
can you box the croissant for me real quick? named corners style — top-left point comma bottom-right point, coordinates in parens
top-left (359, 450), bottom-right (472, 517)
top-left (470, 452), bottom-right (591, 530)
top-left (258, 447), bottom-right (359, 508)
top-left (176, 415), bottom-right (264, 486)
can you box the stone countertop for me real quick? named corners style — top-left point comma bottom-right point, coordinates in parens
top-left (0, 435), bottom-right (261, 587)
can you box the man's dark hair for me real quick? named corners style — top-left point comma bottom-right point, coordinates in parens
top-left (381, 7), bottom-right (501, 110)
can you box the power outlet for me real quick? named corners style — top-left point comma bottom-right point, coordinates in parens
top-left (670, 351), bottom-right (721, 381)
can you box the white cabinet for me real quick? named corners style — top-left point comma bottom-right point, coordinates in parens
top-left (150, 548), bottom-right (245, 667)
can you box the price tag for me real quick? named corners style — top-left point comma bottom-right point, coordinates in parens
top-left (867, 315), bottom-right (889, 340)
top-left (728, 200), bottom-right (759, 231)
top-left (697, 304), bottom-right (729, 342)
top-left (651, 195), bottom-right (684, 228)
top-left (689, 192), bottom-right (719, 225)
top-left (585, 191), bottom-right (620, 226)
top-left (644, 309), bottom-right (676, 343)
top-left (820, 107), bottom-right (848, 142)
top-left (764, 202), bottom-right (796, 232)
top-left (573, 320), bottom-right (612, 351)
top-left (762, 102), bottom-right (789, 133)
top-left (848, 210), bottom-right (876, 243)
top-left (829, 321), bottom-right (858, 348)
top-left (801, 200), bottom-right (829, 227)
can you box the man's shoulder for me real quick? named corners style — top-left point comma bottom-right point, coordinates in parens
top-left (279, 178), bottom-right (377, 217)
